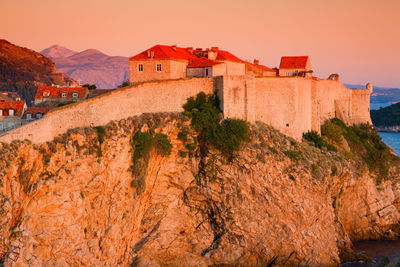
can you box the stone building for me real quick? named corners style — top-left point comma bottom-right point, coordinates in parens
top-left (129, 45), bottom-right (271, 83)
top-left (245, 60), bottom-right (277, 77)
top-left (34, 86), bottom-right (88, 106)
top-left (279, 56), bottom-right (312, 78)
top-left (22, 107), bottom-right (50, 123)
top-left (0, 101), bottom-right (27, 132)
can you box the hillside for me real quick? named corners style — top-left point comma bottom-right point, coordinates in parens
top-left (41, 45), bottom-right (129, 89)
top-left (371, 102), bottom-right (400, 131)
top-left (0, 40), bottom-right (77, 105)
top-left (0, 110), bottom-right (399, 265)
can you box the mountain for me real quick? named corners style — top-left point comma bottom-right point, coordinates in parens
top-left (0, 39), bottom-right (77, 106)
top-left (41, 45), bottom-right (129, 89)
top-left (40, 44), bottom-right (77, 58)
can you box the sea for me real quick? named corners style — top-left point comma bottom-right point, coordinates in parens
top-left (370, 102), bottom-right (400, 155)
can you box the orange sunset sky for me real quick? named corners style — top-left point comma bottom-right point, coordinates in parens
top-left (1, 0), bottom-right (400, 87)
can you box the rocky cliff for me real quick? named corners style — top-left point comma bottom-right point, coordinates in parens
top-left (41, 46), bottom-right (129, 89)
top-left (0, 40), bottom-right (77, 106)
top-left (0, 113), bottom-right (399, 266)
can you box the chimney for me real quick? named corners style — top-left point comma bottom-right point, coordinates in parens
top-left (211, 47), bottom-right (219, 51)
top-left (254, 59), bottom-right (259, 65)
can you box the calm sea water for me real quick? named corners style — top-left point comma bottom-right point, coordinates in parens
top-left (379, 132), bottom-right (400, 156)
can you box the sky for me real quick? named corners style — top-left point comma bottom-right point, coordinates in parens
top-left (1, 0), bottom-right (400, 87)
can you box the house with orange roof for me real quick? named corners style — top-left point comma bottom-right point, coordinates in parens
top-left (279, 56), bottom-right (312, 78)
top-left (245, 59), bottom-right (277, 77)
top-left (22, 107), bottom-right (50, 123)
top-left (129, 45), bottom-right (260, 83)
top-left (34, 86), bottom-right (88, 106)
top-left (0, 101), bottom-right (27, 132)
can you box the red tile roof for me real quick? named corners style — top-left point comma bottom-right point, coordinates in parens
top-left (129, 45), bottom-right (198, 61)
top-left (211, 48), bottom-right (245, 63)
top-left (35, 86), bottom-right (88, 100)
top-left (0, 101), bottom-right (26, 116)
top-left (22, 107), bottom-right (50, 119)
top-left (279, 56), bottom-right (309, 69)
top-left (187, 57), bottom-right (222, 68)
top-left (249, 62), bottom-right (275, 72)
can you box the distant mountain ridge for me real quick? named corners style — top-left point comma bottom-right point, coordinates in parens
top-left (41, 45), bottom-right (129, 89)
top-left (40, 45), bottom-right (77, 58)
top-left (0, 39), bottom-right (77, 106)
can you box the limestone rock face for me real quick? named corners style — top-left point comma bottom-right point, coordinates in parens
top-left (0, 113), bottom-right (399, 266)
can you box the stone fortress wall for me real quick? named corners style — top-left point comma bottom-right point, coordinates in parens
top-left (0, 75), bottom-right (371, 143)
top-left (0, 78), bottom-right (214, 143)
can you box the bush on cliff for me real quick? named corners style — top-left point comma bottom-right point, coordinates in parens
top-left (129, 130), bottom-right (172, 193)
top-left (321, 118), bottom-right (399, 184)
top-left (303, 130), bottom-right (337, 152)
top-left (182, 92), bottom-right (249, 159)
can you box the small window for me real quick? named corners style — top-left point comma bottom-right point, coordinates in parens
top-left (62, 93), bottom-right (67, 98)
top-left (8, 122), bottom-right (14, 130)
top-left (72, 93), bottom-right (79, 98)
top-left (37, 113), bottom-right (42, 119)
top-left (27, 113), bottom-right (32, 120)
top-left (205, 69), bottom-right (209, 77)
top-left (9, 109), bottom-right (14, 116)
top-left (43, 91), bottom-right (50, 97)
top-left (156, 64), bottom-right (162, 72)
top-left (0, 123), bottom-right (3, 131)
top-left (138, 64), bottom-right (143, 72)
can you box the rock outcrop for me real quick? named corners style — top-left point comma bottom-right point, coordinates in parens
top-left (0, 113), bottom-right (399, 266)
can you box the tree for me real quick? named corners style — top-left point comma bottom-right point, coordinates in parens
top-left (82, 83), bottom-right (97, 90)
top-left (117, 81), bottom-right (130, 88)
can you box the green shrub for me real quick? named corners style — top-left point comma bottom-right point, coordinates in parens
top-left (321, 121), bottom-right (343, 143)
top-left (283, 150), bottom-right (303, 161)
top-left (177, 131), bottom-right (188, 142)
top-left (129, 130), bottom-right (172, 193)
top-left (268, 146), bottom-right (278, 154)
top-left (182, 92), bottom-right (249, 159)
top-left (303, 130), bottom-right (337, 152)
top-left (95, 126), bottom-right (105, 144)
top-left (154, 133), bottom-right (172, 156)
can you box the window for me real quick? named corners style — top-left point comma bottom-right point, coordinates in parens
top-left (138, 64), bottom-right (143, 72)
top-left (156, 64), bottom-right (162, 72)
top-left (0, 123), bottom-right (3, 131)
top-left (43, 91), bottom-right (50, 97)
top-left (27, 113), bottom-right (32, 120)
top-left (72, 93), bottom-right (79, 98)
top-left (0, 110), bottom-right (2, 116)
top-left (205, 69), bottom-right (209, 77)
top-left (37, 114), bottom-right (42, 119)
top-left (8, 122), bottom-right (14, 130)
top-left (9, 109), bottom-right (14, 116)
top-left (62, 93), bottom-right (67, 98)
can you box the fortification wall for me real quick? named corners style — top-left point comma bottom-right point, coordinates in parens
top-left (214, 75), bottom-right (256, 122)
top-left (0, 78), bottom-right (213, 143)
top-left (351, 88), bottom-right (373, 125)
top-left (254, 77), bottom-right (312, 139)
top-left (311, 79), bottom-right (353, 132)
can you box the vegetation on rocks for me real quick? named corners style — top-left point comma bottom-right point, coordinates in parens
top-left (371, 102), bottom-right (400, 127)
